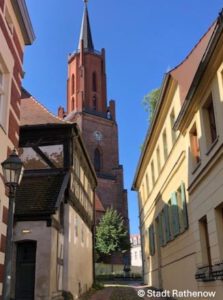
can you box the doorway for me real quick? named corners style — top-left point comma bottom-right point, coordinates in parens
top-left (15, 241), bottom-right (36, 300)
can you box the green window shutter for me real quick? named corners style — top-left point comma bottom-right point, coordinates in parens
top-left (164, 204), bottom-right (171, 242)
top-left (158, 214), bottom-right (164, 247)
top-left (181, 182), bottom-right (189, 230)
top-left (149, 225), bottom-right (155, 256)
top-left (171, 192), bottom-right (180, 237)
top-left (161, 210), bottom-right (167, 246)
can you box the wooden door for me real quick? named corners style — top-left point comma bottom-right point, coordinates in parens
top-left (15, 241), bottom-right (36, 300)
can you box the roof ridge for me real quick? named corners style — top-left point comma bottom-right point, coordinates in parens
top-left (169, 18), bottom-right (217, 74)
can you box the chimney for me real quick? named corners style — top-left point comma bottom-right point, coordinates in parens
top-left (58, 106), bottom-right (65, 119)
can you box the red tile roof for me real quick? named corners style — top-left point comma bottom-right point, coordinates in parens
top-left (170, 21), bottom-right (217, 104)
top-left (20, 88), bottom-right (66, 126)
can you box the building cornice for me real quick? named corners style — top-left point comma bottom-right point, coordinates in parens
top-left (11, 0), bottom-right (35, 45)
top-left (132, 73), bottom-right (173, 190)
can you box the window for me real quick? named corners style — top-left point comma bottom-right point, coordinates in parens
top-left (170, 192), bottom-right (180, 237)
top-left (72, 97), bottom-right (75, 110)
top-left (199, 216), bottom-right (212, 266)
top-left (215, 204), bottom-right (223, 260)
top-left (170, 184), bottom-right (189, 237)
top-left (145, 173), bottom-right (149, 197)
top-left (0, 68), bottom-right (4, 125)
top-left (163, 205), bottom-right (171, 243)
top-left (157, 214), bottom-right (164, 247)
top-left (93, 95), bottom-right (97, 110)
top-left (148, 224), bottom-right (155, 256)
top-left (203, 94), bottom-right (217, 147)
top-left (134, 251), bottom-right (137, 260)
top-left (151, 160), bottom-right (155, 186)
top-left (80, 166), bottom-right (84, 185)
top-left (156, 147), bottom-right (161, 174)
top-left (71, 74), bottom-right (75, 94)
top-left (74, 214), bottom-right (78, 238)
top-left (170, 109), bottom-right (177, 143)
top-left (190, 124), bottom-right (200, 166)
top-left (75, 156), bottom-right (80, 178)
top-left (162, 130), bottom-right (168, 161)
top-left (168, 199), bottom-right (174, 240)
top-left (81, 223), bottom-right (84, 244)
top-left (141, 183), bottom-right (145, 203)
top-left (133, 237), bottom-right (137, 246)
top-left (221, 70), bottom-right (223, 91)
top-left (176, 187), bottom-right (185, 232)
top-left (92, 72), bottom-right (97, 92)
top-left (94, 148), bottom-right (101, 172)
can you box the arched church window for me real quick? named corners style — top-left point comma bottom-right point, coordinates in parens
top-left (94, 148), bottom-right (101, 172)
top-left (72, 97), bottom-right (75, 110)
top-left (93, 95), bottom-right (97, 110)
top-left (92, 72), bottom-right (97, 92)
top-left (71, 74), bottom-right (75, 94)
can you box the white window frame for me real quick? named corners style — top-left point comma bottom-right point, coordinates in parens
top-left (0, 30), bottom-right (14, 132)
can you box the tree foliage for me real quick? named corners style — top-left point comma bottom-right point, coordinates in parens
top-left (95, 209), bottom-right (130, 256)
top-left (143, 88), bottom-right (161, 123)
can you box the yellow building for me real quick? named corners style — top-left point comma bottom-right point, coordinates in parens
top-left (132, 11), bottom-right (223, 300)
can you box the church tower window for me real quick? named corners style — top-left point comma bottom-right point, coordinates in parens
top-left (71, 74), bottom-right (75, 94)
top-left (72, 97), bottom-right (75, 110)
top-left (93, 95), bottom-right (97, 110)
top-left (94, 148), bottom-right (101, 172)
top-left (92, 72), bottom-right (97, 92)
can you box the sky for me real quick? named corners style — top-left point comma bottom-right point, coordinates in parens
top-left (23, 0), bottom-right (223, 234)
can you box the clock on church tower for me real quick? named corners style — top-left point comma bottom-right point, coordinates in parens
top-left (61, 0), bottom-right (130, 265)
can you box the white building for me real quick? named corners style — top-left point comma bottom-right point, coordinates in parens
top-left (130, 234), bottom-right (142, 273)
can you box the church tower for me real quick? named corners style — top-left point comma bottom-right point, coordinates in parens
top-left (62, 1), bottom-right (129, 264)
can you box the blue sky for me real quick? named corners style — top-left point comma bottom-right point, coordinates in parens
top-left (23, 0), bottom-right (223, 234)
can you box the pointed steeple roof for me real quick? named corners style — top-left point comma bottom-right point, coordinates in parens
top-left (78, 1), bottom-right (94, 51)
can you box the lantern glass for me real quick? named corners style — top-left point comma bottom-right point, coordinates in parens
top-left (1, 150), bottom-right (24, 187)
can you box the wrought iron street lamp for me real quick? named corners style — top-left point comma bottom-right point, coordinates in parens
top-left (1, 150), bottom-right (24, 300)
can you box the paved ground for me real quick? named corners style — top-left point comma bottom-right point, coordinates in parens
top-left (88, 287), bottom-right (113, 300)
top-left (83, 284), bottom-right (168, 300)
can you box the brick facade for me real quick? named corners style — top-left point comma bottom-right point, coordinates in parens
top-left (65, 38), bottom-right (130, 265)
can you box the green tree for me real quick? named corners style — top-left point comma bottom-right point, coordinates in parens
top-left (95, 209), bottom-right (130, 257)
top-left (143, 88), bottom-right (160, 123)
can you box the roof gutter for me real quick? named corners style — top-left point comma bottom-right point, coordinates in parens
top-left (11, 0), bottom-right (35, 45)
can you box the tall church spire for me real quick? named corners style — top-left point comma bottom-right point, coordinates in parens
top-left (78, 0), bottom-right (94, 51)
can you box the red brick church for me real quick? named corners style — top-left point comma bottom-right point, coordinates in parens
top-left (58, 1), bottom-right (130, 265)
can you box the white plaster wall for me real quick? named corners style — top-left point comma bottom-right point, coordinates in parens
top-left (13, 221), bottom-right (53, 300)
top-left (63, 204), bottom-right (93, 299)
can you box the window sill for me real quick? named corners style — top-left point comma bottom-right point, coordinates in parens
top-left (206, 136), bottom-right (219, 156)
top-left (192, 161), bottom-right (201, 175)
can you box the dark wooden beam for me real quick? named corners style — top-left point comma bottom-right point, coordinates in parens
top-left (32, 146), bottom-right (57, 169)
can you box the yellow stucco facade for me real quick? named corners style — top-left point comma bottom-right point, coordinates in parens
top-left (133, 13), bottom-right (223, 300)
